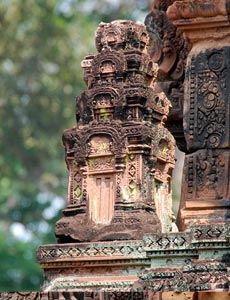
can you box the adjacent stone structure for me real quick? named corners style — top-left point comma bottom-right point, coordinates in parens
top-left (167, 0), bottom-right (230, 230)
top-left (145, 0), bottom-right (190, 152)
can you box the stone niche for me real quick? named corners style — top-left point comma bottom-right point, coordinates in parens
top-left (86, 135), bottom-right (115, 225)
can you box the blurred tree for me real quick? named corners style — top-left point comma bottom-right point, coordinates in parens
top-left (0, 0), bottom-right (149, 291)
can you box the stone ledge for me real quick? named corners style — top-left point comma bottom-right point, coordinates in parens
top-left (37, 223), bottom-right (230, 292)
top-left (1, 291), bottom-right (230, 300)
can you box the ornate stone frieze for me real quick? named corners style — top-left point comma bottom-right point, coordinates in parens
top-left (38, 222), bottom-right (230, 292)
top-left (38, 241), bottom-right (145, 262)
top-left (139, 262), bottom-right (230, 292)
top-left (143, 232), bottom-right (191, 251)
top-left (2, 291), bottom-right (230, 300)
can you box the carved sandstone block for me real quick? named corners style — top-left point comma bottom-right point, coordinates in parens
top-left (177, 149), bottom-right (230, 230)
top-left (184, 47), bottom-right (230, 151)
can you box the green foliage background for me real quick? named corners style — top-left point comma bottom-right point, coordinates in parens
top-left (0, 0), bottom-right (150, 291)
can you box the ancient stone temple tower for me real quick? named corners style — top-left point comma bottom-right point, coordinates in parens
top-left (55, 20), bottom-right (175, 243)
top-left (2, 1), bottom-right (230, 300)
top-left (36, 1), bottom-right (230, 298)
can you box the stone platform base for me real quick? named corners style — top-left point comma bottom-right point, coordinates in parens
top-left (37, 223), bottom-right (230, 293)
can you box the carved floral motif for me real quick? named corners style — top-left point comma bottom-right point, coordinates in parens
top-left (184, 48), bottom-right (230, 150)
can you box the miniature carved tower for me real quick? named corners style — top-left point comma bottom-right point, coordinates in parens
top-left (55, 20), bottom-right (175, 243)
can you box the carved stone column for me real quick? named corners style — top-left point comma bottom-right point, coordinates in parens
top-left (167, 0), bottom-right (230, 230)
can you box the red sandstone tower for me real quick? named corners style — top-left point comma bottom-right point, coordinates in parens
top-left (55, 20), bottom-right (175, 243)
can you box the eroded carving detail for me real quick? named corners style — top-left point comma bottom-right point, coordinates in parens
top-left (145, 4), bottom-right (190, 151)
top-left (184, 48), bottom-right (230, 150)
top-left (139, 263), bottom-right (230, 292)
top-left (38, 241), bottom-right (144, 261)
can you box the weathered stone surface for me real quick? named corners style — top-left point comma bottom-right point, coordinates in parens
top-left (1, 291), bottom-right (230, 300)
top-left (167, 0), bottom-right (228, 21)
top-left (167, 1), bottom-right (230, 44)
top-left (184, 47), bottom-right (230, 151)
top-left (145, 3), bottom-right (190, 152)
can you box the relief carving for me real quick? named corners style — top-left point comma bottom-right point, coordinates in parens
top-left (87, 136), bottom-right (113, 156)
top-left (139, 262), bottom-right (230, 292)
top-left (184, 48), bottom-right (230, 150)
top-left (145, 4), bottom-right (189, 151)
top-left (88, 156), bottom-right (115, 172)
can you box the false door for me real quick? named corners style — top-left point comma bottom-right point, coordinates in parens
top-left (89, 174), bottom-right (114, 225)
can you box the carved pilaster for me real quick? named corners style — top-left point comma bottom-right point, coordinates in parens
top-left (166, 0), bottom-right (230, 230)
